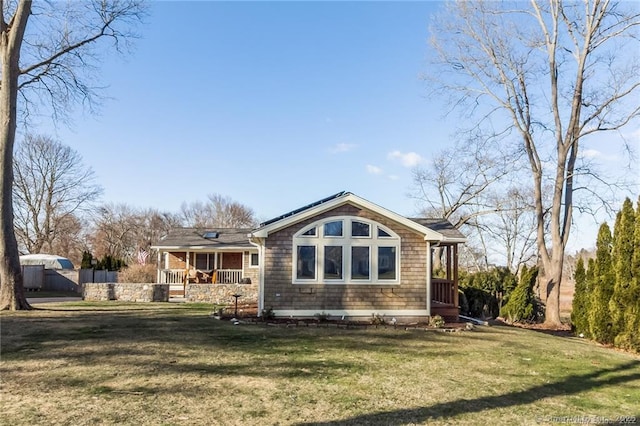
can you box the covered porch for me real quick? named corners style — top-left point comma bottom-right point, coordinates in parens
top-left (429, 242), bottom-right (459, 321)
top-left (157, 250), bottom-right (252, 297)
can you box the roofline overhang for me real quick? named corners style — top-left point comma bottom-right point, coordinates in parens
top-left (150, 245), bottom-right (255, 251)
top-left (251, 193), bottom-right (445, 241)
top-left (441, 237), bottom-right (467, 244)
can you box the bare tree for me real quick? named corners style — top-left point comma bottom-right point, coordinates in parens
top-left (412, 135), bottom-right (517, 270)
top-left (13, 134), bottom-right (102, 255)
top-left (481, 188), bottom-right (539, 273)
top-left (412, 135), bottom-right (515, 229)
top-left (47, 213), bottom-right (87, 267)
top-left (138, 208), bottom-right (182, 253)
top-left (0, 0), bottom-right (146, 310)
top-left (180, 194), bottom-right (257, 228)
top-left (89, 204), bottom-right (180, 265)
top-left (90, 203), bottom-right (140, 262)
top-left (428, 0), bottom-right (640, 325)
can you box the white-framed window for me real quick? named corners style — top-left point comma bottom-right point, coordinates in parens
top-left (195, 253), bottom-right (215, 270)
top-left (250, 252), bottom-right (259, 267)
top-left (292, 216), bottom-right (400, 284)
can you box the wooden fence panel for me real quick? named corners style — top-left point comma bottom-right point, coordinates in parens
top-left (22, 265), bottom-right (44, 290)
top-left (43, 270), bottom-right (80, 292)
top-left (79, 269), bottom-right (118, 284)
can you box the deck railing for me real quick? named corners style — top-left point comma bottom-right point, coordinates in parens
top-left (159, 269), bottom-right (244, 284)
top-left (160, 269), bottom-right (185, 285)
top-left (432, 278), bottom-right (457, 306)
top-left (215, 269), bottom-right (243, 284)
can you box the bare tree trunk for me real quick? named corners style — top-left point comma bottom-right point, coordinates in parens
top-left (0, 0), bottom-right (32, 310)
top-left (428, 0), bottom-right (640, 327)
top-left (543, 258), bottom-right (564, 326)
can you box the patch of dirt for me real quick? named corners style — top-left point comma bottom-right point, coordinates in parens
top-left (493, 317), bottom-right (574, 337)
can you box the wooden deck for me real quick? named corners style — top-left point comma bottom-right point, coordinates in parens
top-left (431, 303), bottom-right (459, 322)
top-left (431, 278), bottom-right (458, 321)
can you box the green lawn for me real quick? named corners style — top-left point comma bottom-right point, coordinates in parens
top-left (1, 302), bottom-right (638, 425)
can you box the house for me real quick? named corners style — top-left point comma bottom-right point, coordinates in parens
top-left (151, 227), bottom-right (259, 297)
top-left (153, 191), bottom-right (465, 321)
top-left (249, 192), bottom-right (465, 322)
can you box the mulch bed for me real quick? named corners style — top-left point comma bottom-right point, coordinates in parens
top-left (213, 304), bottom-right (473, 331)
top-left (492, 317), bottom-right (574, 337)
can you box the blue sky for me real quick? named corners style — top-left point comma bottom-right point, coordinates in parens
top-left (30, 1), bottom-right (638, 250)
top-left (37, 1), bottom-right (452, 221)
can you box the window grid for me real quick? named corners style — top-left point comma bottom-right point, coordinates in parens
top-left (292, 216), bottom-right (400, 284)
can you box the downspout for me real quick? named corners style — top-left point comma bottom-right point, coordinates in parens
top-left (249, 235), bottom-right (265, 316)
top-left (426, 241), bottom-right (431, 316)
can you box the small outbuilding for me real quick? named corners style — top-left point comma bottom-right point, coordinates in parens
top-left (19, 254), bottom-right (75, 270)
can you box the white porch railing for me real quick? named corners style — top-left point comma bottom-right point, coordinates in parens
top-left (159, 269), bottom-right (244, 284)
top-left (215, 269), bottom-right (243, 284)
top-left (159, 269), bottom-right (185, 284)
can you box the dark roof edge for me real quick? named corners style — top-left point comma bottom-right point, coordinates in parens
top-left (259, 191), bottom-right (348, 227)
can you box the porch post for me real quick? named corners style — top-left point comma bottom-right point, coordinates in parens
top-left (156, 250), bottom-right (162, 283)
top-left (453, 243), bottom-right (459, 309)
top-left (446, 244), bottom-right (452, 281)
top-left (426, 241), bottom-right (432, 316)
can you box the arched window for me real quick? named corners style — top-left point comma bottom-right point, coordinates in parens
top-left (292, 216), bottom-right (400, 284)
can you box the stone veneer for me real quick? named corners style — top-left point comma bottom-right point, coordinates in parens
top-left (83, 283), bottom-right (169, 302)
top-left (185, 283), bottom-right (258, 305)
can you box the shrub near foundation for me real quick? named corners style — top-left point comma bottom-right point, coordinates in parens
top-left (118, 264), bottom-right (157, 283)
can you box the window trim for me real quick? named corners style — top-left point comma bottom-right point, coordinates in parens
top-left (296, 245), bottom-right (317, 280)
top-left (292, 216), bottom-right (400, 285)
top-left (249, 252), bottom-right (259, 268)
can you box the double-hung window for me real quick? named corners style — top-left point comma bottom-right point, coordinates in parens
top-left (292, 216), bottom-right (400, 284)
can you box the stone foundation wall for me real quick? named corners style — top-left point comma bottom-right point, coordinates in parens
top-left (186, 283), bottom-right (258, 305)
top-left (83, 283), bottom-right (169, 302)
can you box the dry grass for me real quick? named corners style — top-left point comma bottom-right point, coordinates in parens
top-left (1, 302), bottom-right (639, 426)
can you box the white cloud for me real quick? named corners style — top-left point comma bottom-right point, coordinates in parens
top-left (624, 126), bottom-right (640, 141)
top-left (582, 148), bottom-right (619, 162)
top-left (330, 143), bottom-right (357, 153)
top-left (387, 174), bottom-right (399, 181)
top-left (387, 150), bottom-right (424, 167)
top-left (366, 164), bottom-right (383, 175)
top-left (583, 149), bottom-right (601, 159)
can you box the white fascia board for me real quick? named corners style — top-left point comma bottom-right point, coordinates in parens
top-left (441, 237), bottom-right (467, 244)
top-left (252, 193), bottom-right (444, 241)
top-left (150, 245), bottom-right (179, 250)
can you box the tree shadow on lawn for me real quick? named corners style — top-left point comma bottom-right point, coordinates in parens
top-left (1, 310), bottom-right (466, 365)
top-left (295, 360), bottom-right (640, 425)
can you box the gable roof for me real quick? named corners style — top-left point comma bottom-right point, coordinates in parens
top-left (151, 227), bottom-right (254, 250)
top-left (252, 192), bottom-right (465, 243)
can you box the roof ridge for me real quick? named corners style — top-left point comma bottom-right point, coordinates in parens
top-left (259, 191), bottom-right (348, 227)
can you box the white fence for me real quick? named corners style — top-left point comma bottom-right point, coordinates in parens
top-left (22, 266), bottom-right (118, 292)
